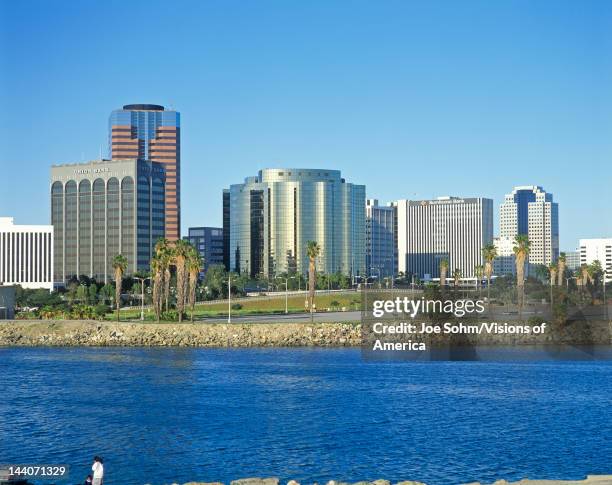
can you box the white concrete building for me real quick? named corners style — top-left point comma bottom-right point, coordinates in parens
top-left (579, 238), bottom-right (612, 283)
top-left (395, 196), bottom-right (493, 280)
top-left (493, 236), bottom-right (516, 276)
top-left (0, 217), bottom-right (54, 291)
top-left (499, 185), bottom-right (559, 267)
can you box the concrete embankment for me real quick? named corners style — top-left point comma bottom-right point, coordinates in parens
top-left (155, 476), bottom-right (612, 485)
top-left (0, 320), bottom-right (361, 347)
top-left (0, 319), bottom-right (610, 347)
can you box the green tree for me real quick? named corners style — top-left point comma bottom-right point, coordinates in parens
top-left (482, 243), bottom-right (497, 302)
top-left (513, 235), bottom-right (531, 313)
top-left (112, 254), bottom-right (128, 321)
top-left (306, 241), bottom-right (321, 314)
top-left (439, 258), bottom-right (449, 289)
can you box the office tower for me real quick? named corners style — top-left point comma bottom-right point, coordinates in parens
top-left (226, 168), bottom-right (365, 278)
top-left (499, 186), bottom-right (559, 266)
top-left (493, 236), bottom-right (516, 276)
top-left (184, 227), bottom-right (224, 276)
top-left (395, 196), bottom-right (494, 279)
top-left (366, 199), bottom-right (397, 280)
top-left (0, 217), bottom-right (53, 291)
top-left (565, 250), bottom-right (581, 271)
top-left (109, 104), bottom-right (180, 240)
top-left (50, 159), bottom-right (165, 284)
top-left (579, 238), bottom-right (612, 283)
top-left (222, 189), bottom-right (230, 271)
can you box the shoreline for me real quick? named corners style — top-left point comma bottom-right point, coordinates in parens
top-left (0, 320), bottom-right (610, 347)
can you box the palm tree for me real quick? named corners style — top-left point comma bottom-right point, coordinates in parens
top-left (482, 244), bottom-right (497, 302)
top-left (187, 247), bottom-right (203, 322)
top-left (154, 238), bottom-right (172, 312)
top-left (439, 258), bottom-right (449, 289)
top-left (306, 241), bottom-right (321, 315)
top-left (452, 268), bottom-right (462, 291)
top-left (513, 235), bottom-right (531, 313)
top-left (557, 252), bottom-right (567, 287)
top-left (151, 256), bottom-right (163, 322)
top-left (173, 240), bottom-right (191, 322)
top-left (548, 261), bottom-right (558, 307)
top-left (580, 263), bottom-right (590, 288)
top-left (474, 264), bottom-right (484, 297)
top-left (112, 254), bottom-right (128, 321)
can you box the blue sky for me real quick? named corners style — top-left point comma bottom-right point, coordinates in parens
top-left (1, 0), bottom-right (611, 251)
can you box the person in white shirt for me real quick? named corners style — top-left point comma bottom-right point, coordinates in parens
top-left (91, 456), bottom-right (104, 485)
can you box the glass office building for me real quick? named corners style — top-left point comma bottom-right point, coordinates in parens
top-left (226, 168), bottom-right (366, 278)
top-left (109, 104), bottom-right (181, 241)
top-left (184, 227), bottom-right (224, 277)
top-left (366, 199), bottom-right (397, 279)
top-left (50, 159), bottom-right (165, 284)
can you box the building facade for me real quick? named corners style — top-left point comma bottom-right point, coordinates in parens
top-left (366, 199), bottom-right (397, 279)
top-left (184, 227), bottom-right (224, 276)
top-left (226, 168), bottom-right (366, 278)
top-left (50, 159), bottom-right (165, 284)
top-left (579, 238), bottom-right (612, 283)
top-left (0, 217), bottom-right (53, 291)
top-left (499, 186), bottom-right (559, 266)
top-left (565, 250), bottom-right (581, 271)
top-left (493, 236), bottom-right (516, 276)
top-left (109, 104), bottom-right (180, 240)
top-left (395, 196), bottom-right (494, 279)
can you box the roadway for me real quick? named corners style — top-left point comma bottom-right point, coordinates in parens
top-left (194, 310), bottom-right (362, 324)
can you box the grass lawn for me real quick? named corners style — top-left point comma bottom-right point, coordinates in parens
top-left (109, 292), bottom-right (362, 321)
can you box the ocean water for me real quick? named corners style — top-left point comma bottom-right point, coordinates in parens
top-left (0, 347), bottom-right (610, 485)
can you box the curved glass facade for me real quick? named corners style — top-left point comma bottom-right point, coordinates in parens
top-left (227, 169), bottom-right (365, 278)
top-left (50, 159), bottom-right (165, 284)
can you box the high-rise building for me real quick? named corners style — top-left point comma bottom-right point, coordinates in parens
top-left (184, 227), bottom-right (224, 277)
top-left (499, 186), bottom-right (559, 266)
top-left (109, 104), bottom-right (180, 240)
top-left (395, 196), bottom-right (494, 279)
top-left (222, 189), bottom-right (230, 271)
top-left (565, 250), bottom-right (581, 271)
top-left (493, 236), bottom-right (516, 276)
top-left (226, 168), bottom-right (366, 278)
top-left (0, 217), bottom-right (53, 291)
top-left (50, 159), bottom-right (165, 284)
top-left (366, 199), bottom-right (397, 279)
top-left (579, 238), bottom-right (612, 283)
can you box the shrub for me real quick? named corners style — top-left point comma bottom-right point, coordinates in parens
top-left (161, 310), bottom-right (179, 321)
top-left (527, 315), bottom-right (547, 325)
top-left (231, 303), bottom-right (243, 310)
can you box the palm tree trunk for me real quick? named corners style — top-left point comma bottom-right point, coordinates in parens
top-left (115, 269), bottom-right (122, 322)
top-left (308, 258), bottom-right (315, 313)
top-left (164, 268), bottom-right (171, 312)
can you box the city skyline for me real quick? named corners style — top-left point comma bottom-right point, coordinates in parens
top-left (2, 1), bottom-right (612, 251)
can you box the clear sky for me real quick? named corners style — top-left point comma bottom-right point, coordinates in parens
top-left (1, 0), bottom-right (611, 251)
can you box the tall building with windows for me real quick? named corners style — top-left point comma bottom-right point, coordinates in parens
top-left (366, 199), bottom-right (397, 279)
top-left (579, 238), bottom-right (612, 283)
top-left (50, 159), bottom-right (165, 284)
top-left (184, 227), bottom-right (224, 276)
top-left (0, 217), bottom-right (53, 291)
top-left (109, 104), bottom-right (180, 240)
top-left (395, 196), bottom-right (493, 279)
top-left (226, 168), bottom-right (365, 278)
top-left (499, 186), bottom-right (559, 266)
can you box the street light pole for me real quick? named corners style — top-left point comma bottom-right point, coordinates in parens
top-left (133, 277), bottom-right (150, 321)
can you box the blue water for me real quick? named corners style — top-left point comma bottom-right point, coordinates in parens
top-left (0, 347), bottom-right (611, 485)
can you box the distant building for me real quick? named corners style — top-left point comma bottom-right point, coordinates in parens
top-left (226, 168), bottom-right (366, 277)
top-left (109, 104), bottom-right (181, 241)
top-left (366, 199), bottom-right (397, 279)
top-left (223, 189), bottom-right (230, 271)
top-left (565, 250), bottom-right (581, 271)
top-left (184, 227), bottom-right (224, 277)
top-left (0, 286), bottom-right (16, 319)
top-left (50, 159), bottom-right (165, 284)
top-left (579, 238), bottom-right (612, 283)
top-left (0, 217), bottom-right (53, 291)
top-left (499, 186), bottom-right (559, 267)
top-left (493, 236), bottom-right (516, 276)
top-left (395, 196), bottom-right (494, 279)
